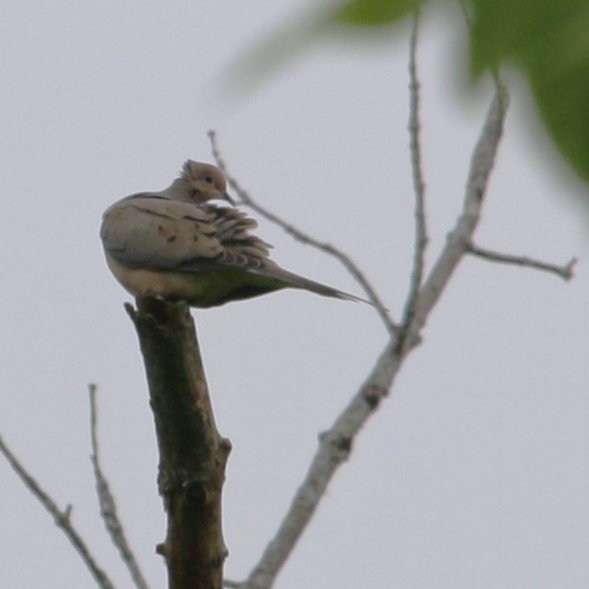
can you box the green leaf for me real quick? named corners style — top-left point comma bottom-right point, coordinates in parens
top-left (470, 0), bottom-right (589, 181)
top-left (333, 0), bottom-right (424, 26)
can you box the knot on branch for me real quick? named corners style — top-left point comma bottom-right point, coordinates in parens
top-left (183, 477), bottom-right (210, 506)
top-left (363, 384), bottom-right (385, 409)
top-left (319, 431), bottom-right (353, 461)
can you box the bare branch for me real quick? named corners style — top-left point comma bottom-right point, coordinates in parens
top-left (466, 244), bottom-right (576, 281)
top-left (126, 298), bottom-right (231, 589)
top-left (236, 83), bottom-right (510, 589)
top-left (242, 340), bottom-right (403, 589)
top-left (208, 131), bottom-right (398, 339)
top-left (0, 434), bottom-right (116, 589)
top-left (89, 384), bottom-right (151, 589)
top-left (401, 11), bottom-right (428, 332)
top-left (223, 580), bottom-right (242, 588)
top-left (406, 82), bottom-right (509, 343)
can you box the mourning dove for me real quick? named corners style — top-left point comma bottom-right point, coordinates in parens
top-left (100, 160), bottom-right (366, 308)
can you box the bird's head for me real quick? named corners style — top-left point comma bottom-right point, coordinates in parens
top-left (177, 160), bottom-right (235, 205)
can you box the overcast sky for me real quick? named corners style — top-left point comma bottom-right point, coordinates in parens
top-left (1, 1), bottom-right (587, 588)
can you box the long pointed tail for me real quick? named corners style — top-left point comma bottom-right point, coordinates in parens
top-left (251, 264), bottom-right (380, 307)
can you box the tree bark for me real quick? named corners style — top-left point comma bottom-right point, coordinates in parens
top-left (126, 297), bottom-right (230, 589)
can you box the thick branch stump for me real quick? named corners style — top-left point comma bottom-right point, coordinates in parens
top-left (126, 297), bottom-right (230, 589)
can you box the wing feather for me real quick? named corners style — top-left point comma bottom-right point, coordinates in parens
top-left (101, 194), bottom-right (272, 272)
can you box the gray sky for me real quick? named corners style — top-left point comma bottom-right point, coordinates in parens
top-left (1, 1), bottom-right (587, 588)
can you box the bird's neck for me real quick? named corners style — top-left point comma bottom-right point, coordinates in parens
top-left (160, 178), bottom-right (192, 202)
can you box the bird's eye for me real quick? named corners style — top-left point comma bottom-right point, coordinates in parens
top-left (203, 175), bottom-right (214, 184)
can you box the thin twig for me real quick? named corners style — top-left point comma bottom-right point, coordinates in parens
top-left (0, 434), bottom-right (116, 589)
top-left (466, 244), bottom-right (576, 281)
top-left (89, 384), bottom-right (151, 589)
top-left (208, 131), bottom-right (398, 339)
top-left (401, 11), bottom-right (428, 335)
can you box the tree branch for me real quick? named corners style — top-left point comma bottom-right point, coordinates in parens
top-left (89, 384), bottom-right (151, 589)
top-left (236, 82), bottom-right (509, 589)
top-left (401, 11), bottom-right (428, 333)
top-left (0, 434), bottom-right (117, 589)
top-left (406, 82), bottom-right (509, 343)
top-left (208, 131), bottom-right (398, 339)
top-left (126, 297), bottom-right (231, 589)
top-left (241, 340), bottom-right (402, 589)
top-left (466, 243), bottom-right (576, 280)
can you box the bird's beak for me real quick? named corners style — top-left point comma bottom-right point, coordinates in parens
top-left (223, 192), bottom-right (236, 206)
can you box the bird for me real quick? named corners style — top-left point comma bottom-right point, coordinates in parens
top-left (100, 160), bottom-right (368, 308)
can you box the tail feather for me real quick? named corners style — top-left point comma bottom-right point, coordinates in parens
top-left (250, 264), bottom-right (379, 307)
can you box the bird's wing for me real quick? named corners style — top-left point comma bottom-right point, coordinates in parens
top-left (100, 194), bottom-right (272, 272)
